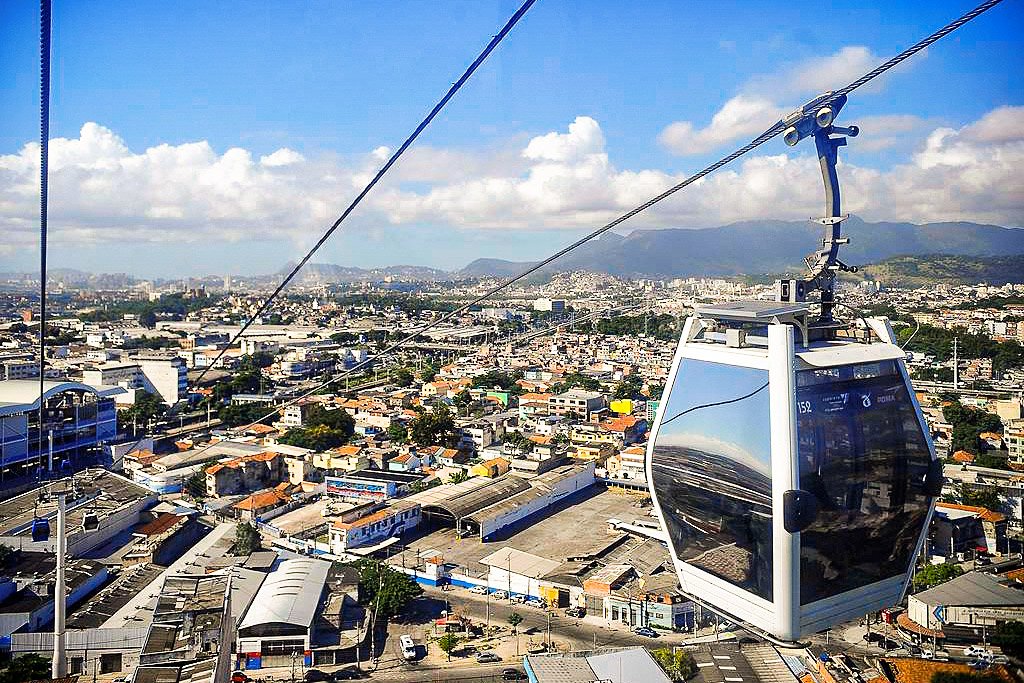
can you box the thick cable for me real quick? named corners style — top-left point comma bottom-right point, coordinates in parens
top-left (659, 382), bottom-right (769, 428)
top-left (199, 0), bottom-right (1004, 444)
top-left (37, 0), bottom-right (51, 477)
top-left (192, 0), bottom-right (537, 386)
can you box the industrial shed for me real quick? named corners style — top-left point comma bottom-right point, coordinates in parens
top-left (236, 557), bottom-right (331, 669)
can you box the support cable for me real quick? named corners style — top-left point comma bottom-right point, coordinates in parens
top-left (188, 0), bottom-right (1005, 450)
top-left (192, 0), bottom-right (537, 386)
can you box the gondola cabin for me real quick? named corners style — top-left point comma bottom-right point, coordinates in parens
top-left (646, 302), bottom-right (941, 642)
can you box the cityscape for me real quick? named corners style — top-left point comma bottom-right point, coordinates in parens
top-left (1, 0), bottom-right (1023, 683)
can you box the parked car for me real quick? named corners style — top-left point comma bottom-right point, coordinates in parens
top-left (492, 590), bottom-right (509, 600)
top-left (231, 673), bottom-right (249, 683)
top-left (526, 598), bottom-right (547, 608)
top-left (477, 652), bottom-right (502, 663)
top-left (975, 556), bottom-right (993, 566)
top-left (964, 646), bottom-right (993, 658)
top-left (331, 670), bottom-right (367, 681)
top-left (565, 606), bottom-right (586, 618)
top-left (634, 626), bottom-right (659, 638)
top-left (469, 585), bottom-right (489, 595)
top-left (502, 669), bottom-right (527, 681)
top-left (304, 671), bottom-right (331, 683)
top-left (510, 594), bottom-right (527, 604)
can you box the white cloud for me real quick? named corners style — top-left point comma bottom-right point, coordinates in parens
top-left (0, 109), bottom-right (1021, 260)
top-left (659, 45), bottom-right (922, 156)
top-left (658, 96), bottom-right (786, 156)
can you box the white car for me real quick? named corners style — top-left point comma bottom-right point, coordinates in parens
top-left (492, 590), bottom-right (509, 600)
top-left (469, 585), bottom-right (488, 595)
top-left (509, 594), bottom-right (527, 604)
top-left (964, 646), bottom-right (992, 658)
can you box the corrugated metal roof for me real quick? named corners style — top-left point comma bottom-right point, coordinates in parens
top-left (479, 547), bottom-right (559, 579)
top-left (913, 571), bottom-right (1024, 607)
top-left (237, 557), bottom-right (330, 630)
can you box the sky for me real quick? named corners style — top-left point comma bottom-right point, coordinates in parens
top-left (1, 0), bottom-right (1022, 277)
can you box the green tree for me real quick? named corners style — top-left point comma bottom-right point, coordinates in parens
top-left (912, 563), bottom-right (964, 592)
top-left (438, 632), bottom-right (462, 662)
top-left (140, 309), bottom-right (158, 328)
top-left (233, 522), bottom-right (261, 556)
top-left (991, 619), bottom-right (1024, 659)
top-left (279, 424), bottom-right (349, 451)
top-left (239, 351), bottom-right (275, 370)
top-left (448, 470), bottom-right (470, 484)
top-left (943, 400), bottom-right (1003, 458)
top-left (652, 647), bottom-right (697, 681)
top-left (472, 370), bottom-right (523, 391)
top-left (218, 402), bottom-right (276, 427)
top-left (392, 367), bottom-right (415, 387)
top-left (418, 364), bottom-right (438, 383)
top-left (409, 403), bottom-right (457, 447)
top-left (119, 390), bottom-right (167, 427)
top-left (0, 654), bottom-right (51, 683)
top-left (185, 467), bottom-right (207, 499)
top-left (305, 404), bottom-right (356, 436)
top-left (614, 376), bottom-right (643, 400)
top-left (349, 559), bottom-right (423, 618)
top-left (387, 423), bottom-right (409, 444)
top-left (454, 389), bottom-right (473, 416)
top-left (507, 611), bottom-right (523, 634)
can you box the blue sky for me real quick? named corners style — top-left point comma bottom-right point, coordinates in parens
top-left (1, 0), bottom-right (1022, 277)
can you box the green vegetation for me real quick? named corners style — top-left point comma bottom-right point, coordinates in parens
top-left (652, 647), bottom-right (697, 681)
top-left (507, 611), bottom-right (523, 634)
top-left (387, 423), bottom-right (409, 444)
top-left (857, 254), bottom-right (1024, 288)
top-left (212, 368), bottom-right (264, 401)
top-left (438, 632), bottom-right (462, 661)
top-left (80, 292), bottom-right (218, 326)
top-left (118, 390), bottom-right (166, 427)
top-left (614, 375), bottom-right (644, 400)
top-left (122, 335), bottom-right (180, 350)
top-left (900, 324), bottom-right (1024, 375)
top-left (911, 563), bottom-right (963, 592)
top-left (595, 313), bottom-right (679, 341)
top-left (991, 619), bottom-right (1024, 659)
top-left (448, 470), bottom-right (470, 484)
top-left (549, 372), bottom-right (602, 393)
top-left (472, 370), bottom-right (523, 391)
top-left (943, 484), bottom-right (1004, 512)
top-left (185, 466), bottom-right (208, 499)
top-left (349, 558), bottom-right (423, 618)
top-left (239, 351), bottom-right (275, 369)
top-left (218, 402), bottom-right (276, 427)
top-left (279, 424), bottom-right (350, 450)
top-left (0, 654), bottom-right (51, 683)
top-left (233, 522), bottom-right (261, 556)
top-left (409, 404), bottom-right (457, 447)
top-left (392, 367), bottom-right (415, 387)
top-left (943, 400), bottom-right (1003, 457)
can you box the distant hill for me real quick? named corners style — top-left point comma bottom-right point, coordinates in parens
top-left (855, 254), bottom-right (1024, 287)
top-left (278, 262), bottom-right (450, 283)
top-left (457, 217), bottom-right (1024, 279)
top-left (457, 258), bottom-right (537, 278)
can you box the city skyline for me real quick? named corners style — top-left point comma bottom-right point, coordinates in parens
top-left (1, 1), bottom-right (1022, 276)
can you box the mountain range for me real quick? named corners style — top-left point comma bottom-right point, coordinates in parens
top-left (456, 217), bottom-right (1024, 279)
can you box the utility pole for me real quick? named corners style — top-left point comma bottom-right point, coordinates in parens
top-left (952, 337), bottom-right (959, 391)
top-left (52, 491), bottom-right (67, 678)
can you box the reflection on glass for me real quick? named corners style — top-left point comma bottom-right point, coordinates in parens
top-left (651, 360), bottom-right (773, 600)
top-left (797, 360), bottom-right (932, 604)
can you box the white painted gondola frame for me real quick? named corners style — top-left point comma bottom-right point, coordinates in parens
top-left (645, 316), bottom-right (939, 641)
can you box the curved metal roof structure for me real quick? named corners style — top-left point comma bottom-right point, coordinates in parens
top-left (0, 379), bottom-right (124, 417)
top-left (419, 476), bottom-right (531, 520)
top-left (237, 557), bottom-right (330, 631)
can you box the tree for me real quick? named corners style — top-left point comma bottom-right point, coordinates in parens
top-left (349, 559), bottom-right (423, 618)
top-left (418, 364), bottom-right (437, 383)
top-left (438, 632), bottom-right (461, 662)
top-left (652, 647), bottom-right (697, 681)
top-left (233, 522), bottom-right (261, 556)
top-left (943, 400), bottom-right (1003, 458)
top-left (409, 403), bottom-right (457, 447)
top-left (911, 563), bottom-right (963, 592)
top-left (240, 351), bottom-right (274, 370)
top-left (448, 470), bottom-right (470, 485)
top-left (185, 468), bottom-right (207, 499)
top-left (218, 402), bottom-right (275, 427)
top-left (279, 424), bottom-right (349, 451)
top-left (991, 620), bottom-right (1024, 659)
top-left (507, 611), bottom-right (523, 634)
top-left (388, 423), bottom-right (409, 444)
top-left (119, 390), bottom-right (167, 427)
top-left (454, 390), bottom-right (473, 416)
top-left (962, 486), bottom-right (1004, 512)
top-left (139, 309), bottom-right (158, 328)
top-left (305, 404), bottom-right (356, 436)
top-left (392, 367), bottom-right (414, 387)
top-left (0, 654), bottom-right (51, 683)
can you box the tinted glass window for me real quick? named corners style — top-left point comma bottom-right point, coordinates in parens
top-left (797, 360), bottom-right (932, 604)
top-left (650, 360), bottom-right (773, 601)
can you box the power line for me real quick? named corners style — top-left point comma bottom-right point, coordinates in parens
top-left (192, 0), bottom-right (537, 386)
top-left (659, 382), bottom-right (769, 428)
top-left (197, 0), bottom-right (1004, 444)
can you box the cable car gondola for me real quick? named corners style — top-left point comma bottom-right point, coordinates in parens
top-left (31, 516), bottom-right (50, 542)
top-left (645, 94), bottom-right (942, 643)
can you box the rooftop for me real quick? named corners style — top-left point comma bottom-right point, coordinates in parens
top-left (237, 557), bottom-right (330, 631)
top-left (912, 571), bottom-right (1024, 607)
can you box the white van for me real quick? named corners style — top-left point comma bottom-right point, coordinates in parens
top-left (400, 634), bottom-right (417, 660)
